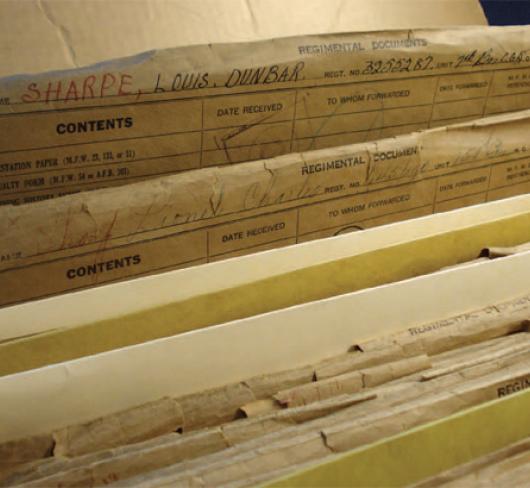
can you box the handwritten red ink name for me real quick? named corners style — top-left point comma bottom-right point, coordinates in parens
top-left (20, 73), bottom-right (134, 103)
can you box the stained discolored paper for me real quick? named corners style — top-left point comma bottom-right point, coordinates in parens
top-left (274, 372), bottom-right (364, 407)
top-left (52, 397), bottom-right (183, 457)
top-left (2, 367), bottom-right (325, 470)
top-left (176, 383), bottom-right (256, 431)
top-left (3, 108), bottom-right (530, 307)
top-left (7, 394), bottom-right (375, 487)
top-left (361, 354), bottom-right (431, 387)
top-left (4, 326), bottom-right (530, 486)
top-left (422, 333), bottom-right (530, 381)
top-left (322, 364), bottom-right (530, 453)
top-left (0, 433), bottom-right (180, 486)
top-left (241, 366), bottom-right (315, 399)
top-left (116, 363), bottom-right (530, 487)
top-left (275, 355), bottom-right (430, 407)
top-left (221, 395), bottom-right (374, 447)
top-left (0, 434), bottom-right (54, 473)
top-left (173, 366), bottom-right (356, 431)
top-left (18, 430), bottom-right (227, 488)
top-left (17, 342), bottom-right (525, 483)
top-left (1, 25), bottom-right (528, 204)
top-left (357, 294), bottom-right (530, 354)
top-left (3, 297), bottom-right (529, 474)
top-left (314, 345), bottom-right (422, 381)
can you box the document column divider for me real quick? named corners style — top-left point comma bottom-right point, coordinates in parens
top-left (199, 98), bottom-right (205, 168)
top-left (427, 75), bottom-right (442, 129)
top-left (289, 89), bottom-right (299, 153)
top-left (482, 71), bottom-right (497, 118)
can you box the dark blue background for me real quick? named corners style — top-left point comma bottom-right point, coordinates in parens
top-left (480, 0), bottom-right (530, 25)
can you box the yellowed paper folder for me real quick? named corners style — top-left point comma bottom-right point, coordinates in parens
top-left (0, 198), bottom-right (530, 377)
top-left (0, 248), bottom-right (528, 443)
top-left (1, 194), bottom-right (530, 344)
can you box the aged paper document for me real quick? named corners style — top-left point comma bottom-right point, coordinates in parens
top-left (2, 108), bottom-right (530, 306)
top-left (1, 292), bottom-right (528, 486)
top-left (1, 26), bottom-right (530, 205)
